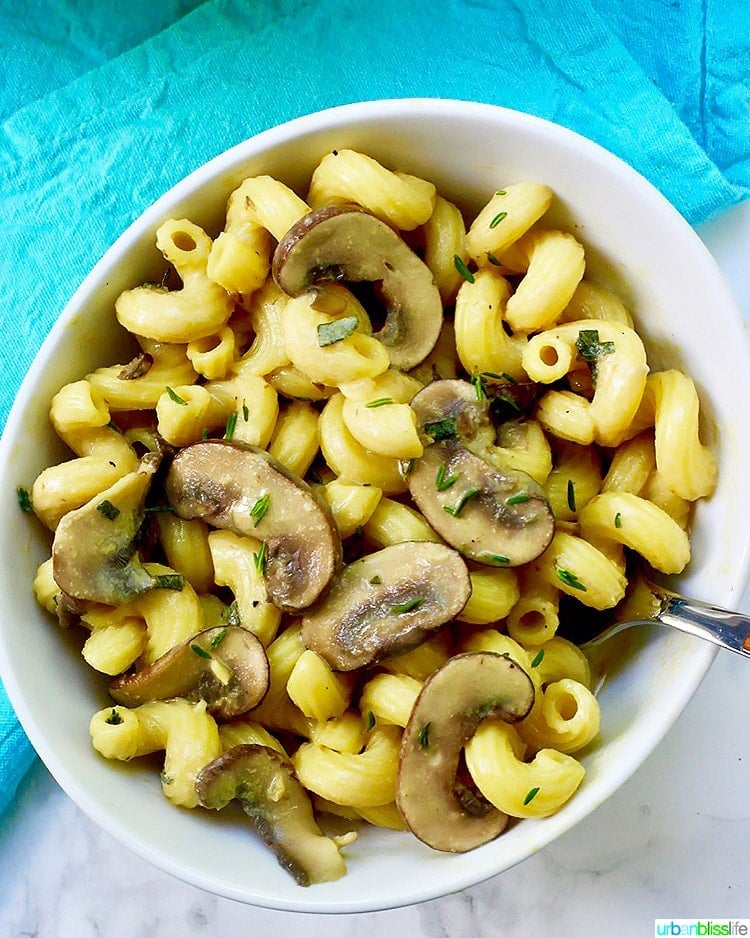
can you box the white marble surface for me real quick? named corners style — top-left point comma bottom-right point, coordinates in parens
top-left (1, 201), bottom-right (749, 938)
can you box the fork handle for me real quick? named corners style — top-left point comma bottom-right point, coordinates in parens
top-left (658, 593), bottom-right (750, 657)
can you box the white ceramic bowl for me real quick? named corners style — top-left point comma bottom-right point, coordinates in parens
top-left (1, 99), bottom-right (749, 913)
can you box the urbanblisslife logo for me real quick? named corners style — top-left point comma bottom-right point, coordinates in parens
top-left (655, 922), bottom-right (750, 936)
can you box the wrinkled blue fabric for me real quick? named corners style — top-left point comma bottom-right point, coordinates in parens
top-left (1, 0), bottom-right (748, 818)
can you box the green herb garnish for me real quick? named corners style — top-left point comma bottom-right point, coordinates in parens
top-left (190, 643), bottom-right (212, 660)
top-left (224, 600), bottom-right (241, 626)
top-left (486, 252), bottom-right (501, 266)
top-left (556, 568), bottom-right (587, 591)
top-left (614, 512), bottom-right (623, 529)
top-left (242, 402), bottom-right (250, 422)
top-left (224, 411), bottom-right (237, 440)
top-left (506, 493), bottom-right (529, 505)
top-left (575, 329), bottom-right (616, 386)
top-left (365, 397), bottom-right (395, 408)
top-left (523, 786), bottom-right (540, 805)
top-left (435, 463), bottom-right (460, 492)
top-left (530, 648), bottom-right (545, 668)
top-left (489, 211), bottom-right (508, 228)
top-left (424, 417), bottom-right (458, 441)
top-left (567, 479), bottom-right (576, 513)
top-left (96, 499), bottom-right (121, 521)
top-left (153, 573), bottom-right (185, 591)
top-left (444, 487), bottom-right (480, 518)
top-left (392, 597), bottom-right (423, 614)
top-left (210, 628), bottom-right (228, 649)
top-left (317, 315), bottom-right (359, 347)
top-left (105, 708), bottom-right (123, 726)
top-left (165, 386), bottom-right (187, 405)
top-left (471, 372), bottom-right (487, 400)
top-left (453, 255), bottom-right (475, 283)
top-left (16, 486), bottom-right (33, 513)
top-left (145, 504), bottom-right (174, 514)
top-left (254, 541), bottom-right (268, 576)
top-left (250, 492), bottom-right (270, 527)
top-left (369, 574), bottom-right (382, 585)
top-left (417, 722), bottom-right (431, 749)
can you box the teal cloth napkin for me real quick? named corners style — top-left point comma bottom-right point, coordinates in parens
top-left (1, 0), bottom-right (748, 818)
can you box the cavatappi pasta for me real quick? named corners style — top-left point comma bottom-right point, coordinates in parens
top-left (23, 147), bottom-right (716, 885)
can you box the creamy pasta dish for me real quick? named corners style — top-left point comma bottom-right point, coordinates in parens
top-left (23, 148), bottom-right (716, 885)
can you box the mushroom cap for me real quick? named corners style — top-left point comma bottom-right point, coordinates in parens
top-left (164, 440), bottom-right (342, 612)
top-left (51, 456), bottom-right (158, 605)
top-left (195, 744), bottom-right (347, 885)
top-left (109, 625), bottom-right (269, 720)
top-left (407, 380), bottom-right (555, 566)
top-left (396, 650), bottom-right (535, 852)
top-left (301, 540), bottom-right (471, 671)
top-left (272, 204), bottom-right (443, 371)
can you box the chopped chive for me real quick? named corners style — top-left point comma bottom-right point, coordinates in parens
top-left (190, 643), bottom-right (212, 660)
top-left (486, 252), bottom-right (501, 266)
top-left (506, 493), bottom-right (529, 505)
top-left (435, 463), bottom-right (460, 492)
top-left (453, 255), bottom-right (475, 283)
top-left (365, 397), bottom-right (395, 408)
top-left (523, 786), bottom-right (540, 805)
top-left (484, 552), bottom-right (510, 565)
top-left (254, 541), bottom-right (268, 576)
top-left (556, 567), bottom-right (587, 591)
top-left (365, 710), bottom-right (376, 731)
top-left (209, 627), bottom-right (228, 649)
top-left (495, 189), bottom-right (507, 196)
top-left (16, 486), bottom-right (33, 513)
top-left (424, 417), bottom-right (458, 441)
top-left (567, 479), bottom-right (577, 513)
top-left (369, 575), bottom-right (382, 585)
top-left (470, 373), bottom-right (486, 400)
top-left (145, 504), bottom-right (175, 514)
top-left (153, 573), bottom-right (185, 591)
top-left (444, 487), bottom-right (480, 518)
top-left (242, 402), bottom-right (250, 422)
top-left (250, 493), bottom-right (270, 527)
top-left (530, 648), bottom-right (545, 668)
top-left (417, 722), bottom-right (431, 749)
top-left (201, 427), bottom-right (210, 440)
top-left (489, 211), bottom-right (508, 228)
top-left (401, 458), bottom-right (416, 477)
top-left (614, 512), bottom-right (623, 529)
top-left (317, 315), bottom-right (359, 347)
top-left (105, 708), bottom-right (123, 726)
top-left (224, 411), bottom-right (237, 440)
top-left (96, 499), bottom-right (120, 521)
top-left (165, 386), bottom-right (187, 405)
top-left (392, 597), bottom-right (423, 614)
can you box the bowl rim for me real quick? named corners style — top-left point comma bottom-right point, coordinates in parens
top-left (1, 97), bottom-right (748, 913)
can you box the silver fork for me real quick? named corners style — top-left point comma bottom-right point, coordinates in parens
top-left (581, 573), bottom-right (750, 658)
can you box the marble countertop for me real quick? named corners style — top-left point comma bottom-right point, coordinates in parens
top-left (1, 202), bottom-right (749, 938)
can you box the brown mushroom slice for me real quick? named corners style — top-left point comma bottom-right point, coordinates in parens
top-left (408, 380), bottom-right (554, 567)
top-left (195, 744), bottom-right (347, 886)
top-left (164, 440), bottom-right (342, 612)
top-left (396, 651), bottom-right (535, 852)
top-left (52, 456), bottom-right (159, 605)
top-left (301, 541), bottom-right (470, 671)
top-left (272, 204), bottom-right (443, 371)
top-left (109, 626), bottom-right (269, 720)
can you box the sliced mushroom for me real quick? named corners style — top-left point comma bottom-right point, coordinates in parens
top-left (195, 744), bottom-right (347, 885)
top-left (109, 626), bottom-right (269, 720)
top-left (272, 204), bottom-right (443, 371)
top-left (52, 455), bottom-right (159, 605)
top-left (165, 440), bottom-right (342, 612)
top-left (301, 541), bottom-right (470, 671)
top-left (396, 651), bottom-right (535, 852)
top-left (408, 380), bottom-right (554, 566)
